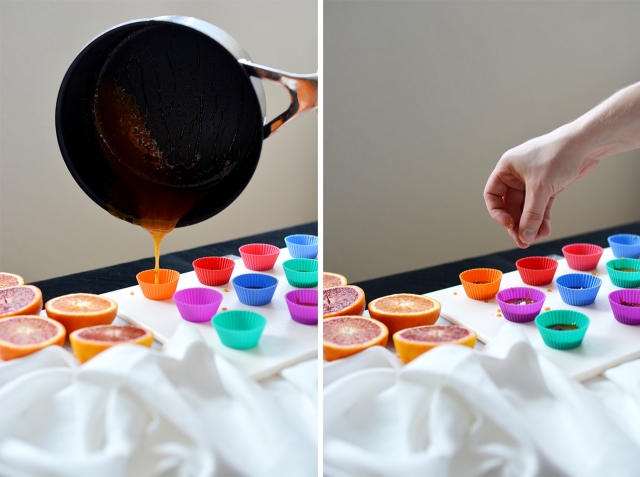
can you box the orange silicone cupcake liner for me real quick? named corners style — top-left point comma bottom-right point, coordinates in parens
top-left (459, 268), bottom-right (502, 300)
top-left (136, 269), bottom-right (180, 300)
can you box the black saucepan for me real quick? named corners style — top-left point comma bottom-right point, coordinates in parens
top-left (56, 16), bottom-right (317, 229)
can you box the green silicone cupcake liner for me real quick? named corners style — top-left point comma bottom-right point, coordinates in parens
top-left (535, 310), bottom-right (590, 350)
top-left (282, 258), bottom-right (319, 288)
top-left (606, 258), bottom-right (640, 288)
top-left (212, 310), bottom-right (267, 349)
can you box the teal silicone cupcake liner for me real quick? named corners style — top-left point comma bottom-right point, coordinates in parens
top-left (212, 310), bottom-right (266, 349)
top-left (606, 258), bottom-right (640, 288)
top-left (535, 310), bottom-right (590, 350)
top-left (282, 258), bottom-right (319, 288)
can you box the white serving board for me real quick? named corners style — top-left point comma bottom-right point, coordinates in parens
top-left (427, 247), bottom-right (640, 382)
top-left (103, 248), bottom-right (318, 381)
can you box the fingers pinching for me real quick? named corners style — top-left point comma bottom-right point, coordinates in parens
top-left (519, 186), bottom-right (553, 245)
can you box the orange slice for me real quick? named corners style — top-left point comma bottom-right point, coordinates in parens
top-left (45, 293), bottom-right (118, 334)
top-left (0, 316), bottom-right (65, 360)
top-left (70, 325), bottom-right (153, 363)
top-left (323, 316), bottom-right (388, 361)
top-left (0, 285), bottom-right (43, 318)
top-left (368, 294), bottom-right (441, 335)
top-left (323, 272), bottom-right (348, 288)
top-left (393, 325), bottom-right (476, 364)
top-left (0, 273), bottom-right (24, 289)
top-left (323, 285), bottom-right (366, 319)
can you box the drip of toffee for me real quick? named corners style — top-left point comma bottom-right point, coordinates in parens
top-left (93, 77), bottom-right (206, 282)
top-left (506, 297), bottom-right (536, 305)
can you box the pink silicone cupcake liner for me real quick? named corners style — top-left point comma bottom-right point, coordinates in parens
top-left (515, 256), bottom-right (558, 286)
top-left (173, 287), bottom-right (223, 323)
top-left (285, 289), bottom-right (318, 325)
top-left (562, 243), bottom-right (604, 271)
top-left (496, 287), bottom-right (546, 323)
top-left (609, 289), bottom-right (640, 326)
top-left (239, 243), bottom-right (280, 271)
top-left (193, 256), bottom-right (235, 286)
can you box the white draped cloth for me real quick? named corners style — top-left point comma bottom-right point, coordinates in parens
top-left (0, 324), bottom-right (317, 477)
top-left (324, 326), bottom-right (640, 477)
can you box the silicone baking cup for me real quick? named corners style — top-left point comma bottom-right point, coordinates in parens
top-left (173, 287), bottom-right (223, 323)
top-left (285, 289), bottom-right (318, 325)
top-left (192, 256), bottom-right (235, 286)
top-left (212, 310), bottom-right (266, 349)
top-left (283, 258), bottom-right (318, 288)
top-left (136, 269), bottom-right (180, 300)
top-left (555, 273), bottom-right (602, 306)
top-left (515, 256), bottom-right (558, 286)
top-left (459, 268), bottom-right (502, 300)
top-left (232, 273), bottom-right (278, 306)
top-left (562, 243), bottom-right (604, 271)
top-left (609, 290), bottom-right (640, 326)
top-left (285, 234), bottom-right (318, 259)
top-left (239, 243), bottom-right (280, 271)
top-left (496, 287), bottom-right (546, 323)
top-left (606, 258), bottom-right (640, 288)
top-left (535, 310), bottom-right (590, 350)
top-left (608, 234), bottom-right (640, 259)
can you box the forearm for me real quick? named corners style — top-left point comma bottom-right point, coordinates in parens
top-left (568, 82), bottom-right (640, 162)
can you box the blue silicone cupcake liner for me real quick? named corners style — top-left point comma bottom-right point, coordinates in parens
top-left (608, 234), bottom-right (640, 258)
top-left (606, 259), bottom-right (640, 288)
top-left (282, 258), bottom-right (319, 288)
top-left (212, 310), bottom-right (266, 349)
top-left (285, 234), bottom-right (319, 259)
top-left (535, 310), bottom-right (590, 350)
top-left (555, 273), bottom-right (602, 306)
top-left (609, 290), bottom-right (640, 325)
top-left (232, 273), bottom-right (278, 306)
top-left (496, 287), bottom-right (546, 323)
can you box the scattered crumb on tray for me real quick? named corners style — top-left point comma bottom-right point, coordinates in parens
top-left (223, 289), bottom-right (229, 293)
top-left (221, 307), bottom-right (227, 311)
top-left (130, 291), bottom-right (134, 295)
top-left (545, 307), bottom-right (551, 311)
top-left (453, 292), bottom-right (457, 295)
top-left (497, 314), bottom-right (502, 317)
top-left (547, 289), bottom-right (552, 292)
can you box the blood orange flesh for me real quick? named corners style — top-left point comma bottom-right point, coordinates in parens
top-left (368, 294), bottom-right (441, 335)
top-left (45, 293), bottom-right (118, 334)
top-left (70, 325), bottom-right (153, 363)
top-left (323, 285), bottom-right (365, 318)
top-left (76, 325), bottom-right (146, 342)
top-left (323, 272), bottom-right (347, 288)
top-left (393, 325), bottom-right (476, 364)
top-left (323, 316), bottom-right (388, 361)
top-left (0, 285), bottom-right (43, 318)
top-left (0, 273), bottom-right (24, 289)
top-left (0, 316), bottom-right (66, 360)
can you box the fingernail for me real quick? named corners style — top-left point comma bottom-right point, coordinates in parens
top-left (521, 229), bottom-right (535, 243)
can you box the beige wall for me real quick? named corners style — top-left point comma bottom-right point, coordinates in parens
top-left (0, 0), bottom-right (317, 282)
top-left (324, 1), bottom-right (640, 283)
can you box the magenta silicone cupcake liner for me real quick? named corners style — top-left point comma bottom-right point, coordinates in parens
top-left (239, 243), bottom-right (280, 271)
top-left (609, 289), bottom-right (640, 325)
top-left (496, 287), bottom-right (546, 323)
top-left (285, 289), bottom-right (318, 325)
top-left (192, 256), bottom-right (235, 286)
top-left (515, 256), bottom-right (558, 286)
top-left (173, 287), bottom-right (223, 323)
top-left (562, 243), bottom-right (604, 271)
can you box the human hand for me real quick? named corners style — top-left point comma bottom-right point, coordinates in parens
top-left (484, 125), bottom-right (600, 248)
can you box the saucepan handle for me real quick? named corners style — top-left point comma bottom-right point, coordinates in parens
top-left (239, 60), bottom-right (318, 139)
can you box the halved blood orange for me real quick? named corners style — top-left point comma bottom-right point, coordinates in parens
top-left (45, 293), bottom-right (118, 334)
top-left (69, 325), bottom-right (153, 363)
top-left (393, 325), bottom-right (476, 364)
top-left (0, 285), bottom-right (43, 319)
top-left (323, 272), bottom-right (348, 289)
top-left (323, 316), bottom-right (389, 361)
top-left (368, 294), bottom-right (441, 335)
top-left (323, 285), bottom-right (366, 319)
top-left (0, 316), bottom-right (65, 360)
top-left (0, 273), bottom-right (24, 289)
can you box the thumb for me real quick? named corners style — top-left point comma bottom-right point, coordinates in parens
top-left (519, 185), bottom-right (552, 245)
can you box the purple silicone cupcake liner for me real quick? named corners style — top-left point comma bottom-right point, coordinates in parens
top-left (173, 287), bottom-right (223, 323)
top-left (285, 289), bottom-right (318, 325)
top-left (609, 289), bottom-right (640, 325)
top-left (496, 287), bottom-right (546, 323)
